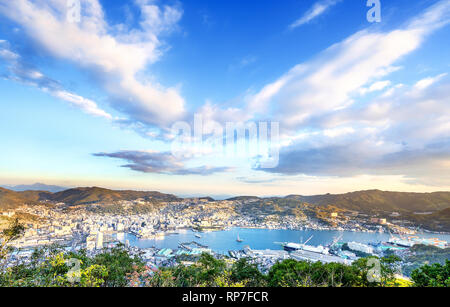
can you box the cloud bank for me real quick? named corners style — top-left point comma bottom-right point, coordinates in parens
top-left (93, 151), bottom-right (233, 176)
top-left (249, 0), bottom-right (450, 185)
top-left (0, 0), bottom-right (186, 127)
top-left (0, 40), bottom-right (111, 118)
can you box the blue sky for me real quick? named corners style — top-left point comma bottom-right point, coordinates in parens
top-left (0, 0), bottom-right (449, 197)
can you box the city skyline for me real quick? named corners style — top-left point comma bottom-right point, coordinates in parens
top-left (1, 0), bottom-right (450, 197)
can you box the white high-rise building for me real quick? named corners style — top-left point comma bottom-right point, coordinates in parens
top-left (117, 232), bottom-right (125, 242)
top-left (96, 232), bottom-right (103, 250)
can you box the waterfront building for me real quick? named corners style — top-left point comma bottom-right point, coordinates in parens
top-left (96, 232), bottom-right (103, 250)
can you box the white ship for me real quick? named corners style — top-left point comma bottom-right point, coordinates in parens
top-left (387, 235), bottom-right (448, 249)
top-left (281, 235), bottom-right (330, 255)
top-left (387, 236), bottom-right (416, 248)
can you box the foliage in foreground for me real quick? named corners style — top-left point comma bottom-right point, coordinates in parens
top-left (0, 244), bottom-right (145, 287)
top-left (410, 260), bottom-right (450, 287)
top-left (2, 246), bottom-right (449, 288)
top-left (135, 254), bottom-right (412, 288)
top-left (1, 218), bottom-right (145, 287)
top-left (1, 219), bottom-right (448, 287)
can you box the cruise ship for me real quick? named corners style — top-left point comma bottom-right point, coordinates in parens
top-left (387, 235), bottom-right (448, 249)
top-left (281, 236), bottom-right (330, 255)
top-left (387, 236), bottom-right (416, 248)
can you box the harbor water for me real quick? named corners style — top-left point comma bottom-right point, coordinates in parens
top-left (119, 228), bottom-right (450, 253)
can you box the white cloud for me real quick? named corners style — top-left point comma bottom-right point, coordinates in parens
top-left (414, 73), bottom-right (448, 90)
top-left (137, 0), bottom-right (183, 35)
top-left (175, 1), bottom-right (450, 183)
top-left (290, 0), bottom-right (340, 29)
top-left (359, 80), bottom-right (392, 95)
top-left (0, 47), bottom-right (19, 61)
top-left (248, 0), bottom-right (450, 133)
top-left (0, 0), bottom-right (186, 127)
top-left (52, 90), bottom-right (112, 119)
top-left (0, 40), bottom-right (112, 119)
top-left (247, 0), bottom-right (450, 186)
top-left (258, 71), bottom-right (450, 186)
top-left (93, 150), bottom-right (233, 175)
top-left (323, 127), bottom-right (355, 138)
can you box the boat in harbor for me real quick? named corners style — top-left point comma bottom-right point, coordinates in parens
top-left (236, 234), bottom-right (243, 243)
top-left (385, 227), bottom-right (448, 249)
top-left (280, 235), bottom-right (330, 255)
top-left (195, 234), bottom-right (202, 239)
top-left (387, 235), bottom-right (448, 248)
top-left (387, 236), bottom-right (416, 248)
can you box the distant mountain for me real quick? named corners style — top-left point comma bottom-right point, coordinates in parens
top-left (46, 187), bottom-right (181, 205)
top-left (1, 187), bottom-right (449, 218)
top-left (285, 190), bottom-right (450, 213)
top-left (5, 183), bottom-right (67, 193)
top-left (0, 187), bottom-right (180, 208)
top-left (0, 188), bottom-right (48, 209)
top-left (227, 196), bottom-right (261, 202)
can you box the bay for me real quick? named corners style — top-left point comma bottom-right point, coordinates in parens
top-left (119, 228), bottom-right (450, 254)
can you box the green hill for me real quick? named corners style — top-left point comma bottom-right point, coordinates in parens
top-left (46, 187), bottom-right (181, 205)
top-left (285, 190), bottom-right (450, 213)
top-left (1, 187), bottom-right (449, 220)
top-left (0, 188), bottom-right (49, 209)
top-left (0, 187), bottom-right (180, 208)
top-left (407, 207), bottom-right (450, 231)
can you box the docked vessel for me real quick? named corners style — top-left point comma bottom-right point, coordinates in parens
top-left (281, 236), bottom-right (330, 255)
top-left (386, 233), bottom-right (448, 249)
top-left (387, 236), bottom-right (416, 248)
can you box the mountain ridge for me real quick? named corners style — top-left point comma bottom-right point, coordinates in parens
top-left (0, 187), bottom-right (449, 214)
top-left (284, 190), bottom-right (450, 213)
top-left (2, 183), bottom-right (67, 193)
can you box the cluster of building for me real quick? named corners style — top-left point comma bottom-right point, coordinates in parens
top-left (1, 197), bottom-right (438, 269)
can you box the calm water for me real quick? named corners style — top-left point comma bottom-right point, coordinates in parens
top-left (119, 228), bottom-right (450, 254)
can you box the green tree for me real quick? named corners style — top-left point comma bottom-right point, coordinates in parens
top-left (171, 253), bottom-right (226, 287)
top-left (380, 255), bottom-right (402, 287)
top-left (143, 268), bottom-right (177, 287)
top-left (230, 258), bottom-right (267, 287)
top-left (0, 218), bottom-right (25, 270)
top-left (267, 259), bottom-right (320, 287)
top-left (1, 243), bottom-right (142, 287)
top-left (93, 244), bottom-right (145, 287)
top-left (411, 260), bottom-right (450, 287)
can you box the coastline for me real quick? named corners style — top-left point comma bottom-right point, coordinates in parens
top-left (135, 225), bottom-right (450, 240)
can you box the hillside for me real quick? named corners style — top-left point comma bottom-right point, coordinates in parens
top-left (1, 187), bottom-right (449, 217)
top-left (406, 207), bottom-right (450, 231)
top-left (0, 187), bottom-right (180, 208)
top-left (285, 190), bottom-right (450, 213)
top-left (227, 196), bottom-right (261, 202)
top-left (46, 187), bottom-right (181, 205)
top-left (3, 183), bottom-right (67, 193)
top-left (0, 188), bottom-right (49, 209)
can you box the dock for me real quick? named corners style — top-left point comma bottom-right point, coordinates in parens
top-left (290, 250), bottom-right (354, 265)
